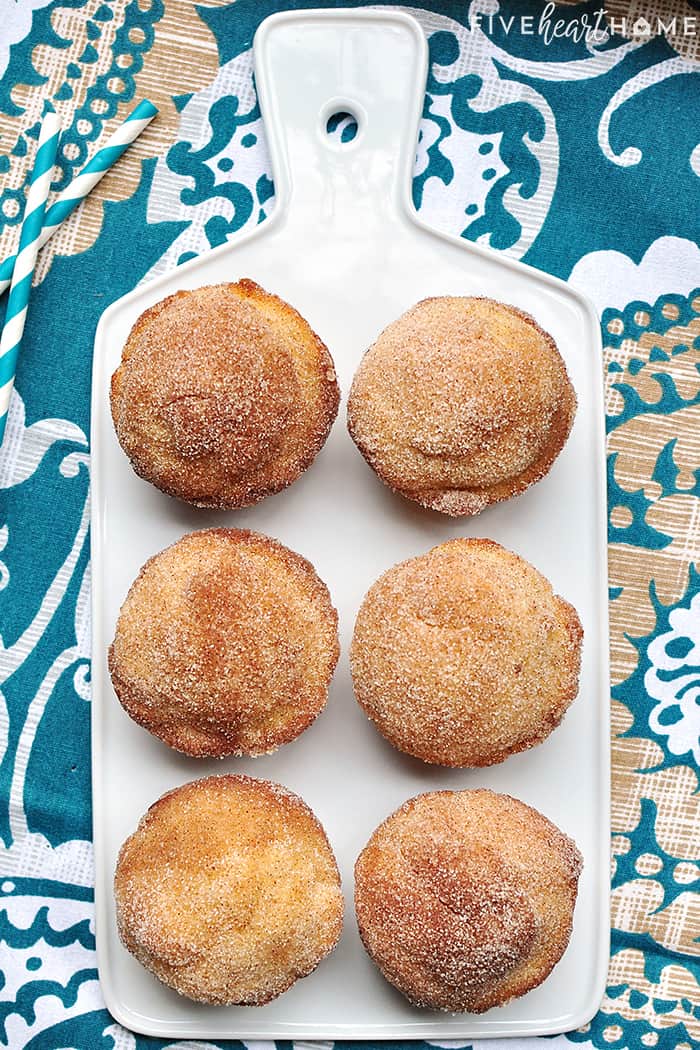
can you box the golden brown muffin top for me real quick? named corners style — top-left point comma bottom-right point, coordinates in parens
top-left (351, 538), bottom-right (582, 766)
top-left (348, 296), bottom-right (576, 515)
top-left (111, 280), bottom-right (339, 508)
top-left (115, 774), bottom-right (344, 1005)
top-left (354, 788), bottom-right (582, 1012)
top-left (109, 528), bottom-right (339, 757)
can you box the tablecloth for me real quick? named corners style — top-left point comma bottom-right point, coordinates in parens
top-left (0, 1), bottom-right (698, 1048)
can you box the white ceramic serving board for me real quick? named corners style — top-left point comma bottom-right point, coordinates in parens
top-left (91, 8), bottom-right (610, 1041)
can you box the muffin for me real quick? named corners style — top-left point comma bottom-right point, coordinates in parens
top-left (110, 280), bottom-right (339, 508)
top-left (347, 296), bottom-right (576, 516)
top-left (109, 528), bottom-right (339, 758)
top-left (355, 788), bottom-right (582, 1012)
top-left (350, 538), bottom-right (582, 766)
top-left (115, 775), bottom-right (344, 1005)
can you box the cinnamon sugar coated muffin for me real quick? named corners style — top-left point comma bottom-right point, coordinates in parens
top-left (355, 789), bottom-right (582, 1012)
top-left (109, 528), bottom-right (339, 758)
top-left (347, 296), bottom-right (576, 515)
top-left (351, 538), bottom-right (582, 767)
top-left (115, 775), bottom-right (344, 1005)
top-left (110, 280), bottom-right (339, 508)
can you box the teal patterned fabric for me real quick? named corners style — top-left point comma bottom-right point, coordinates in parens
top-left (0, 2), bottom-right (699, 1048)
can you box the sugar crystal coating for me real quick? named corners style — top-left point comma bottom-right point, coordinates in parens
top-left (115, 774), bottom-right (344, 1005)
top-left (347, 296), bottom-right (576, 516)
top-left (109, 528), bottom-right (339, 758)
top-left (354, 788), bottom-right (582, 1012)
top-left (111, 280), bottom-right (339, 508)
top-left (350, 538), bottom-right (583, 767)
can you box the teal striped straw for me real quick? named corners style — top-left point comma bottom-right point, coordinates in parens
top-left (0, 107), bottom-right (60, 444)
top-left (0, 99), bottom-right (158, 296)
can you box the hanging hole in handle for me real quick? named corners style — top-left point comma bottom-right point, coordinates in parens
top-left (326, 110), bottom-right (358, 143)
top-left (320, 100), bottom-right (364, 149)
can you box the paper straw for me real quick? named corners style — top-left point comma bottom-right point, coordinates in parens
top-left (0, 108), bottom-right (60, 444)
top-left (0, 99), bottom-right (158, 296)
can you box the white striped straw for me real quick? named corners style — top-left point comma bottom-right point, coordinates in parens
top-left (0, 99), bottom-right (158, 296)
top-left (0, 108), bottom-right (60, 444)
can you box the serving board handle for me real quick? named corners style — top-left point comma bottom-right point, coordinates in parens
top-left (253, 10), bottom-right (428, 222)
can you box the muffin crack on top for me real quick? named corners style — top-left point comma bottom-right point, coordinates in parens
top-left (347, 296), bottom-right (577, 516)
top-left (110, 279), bottom-right (339, 509)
